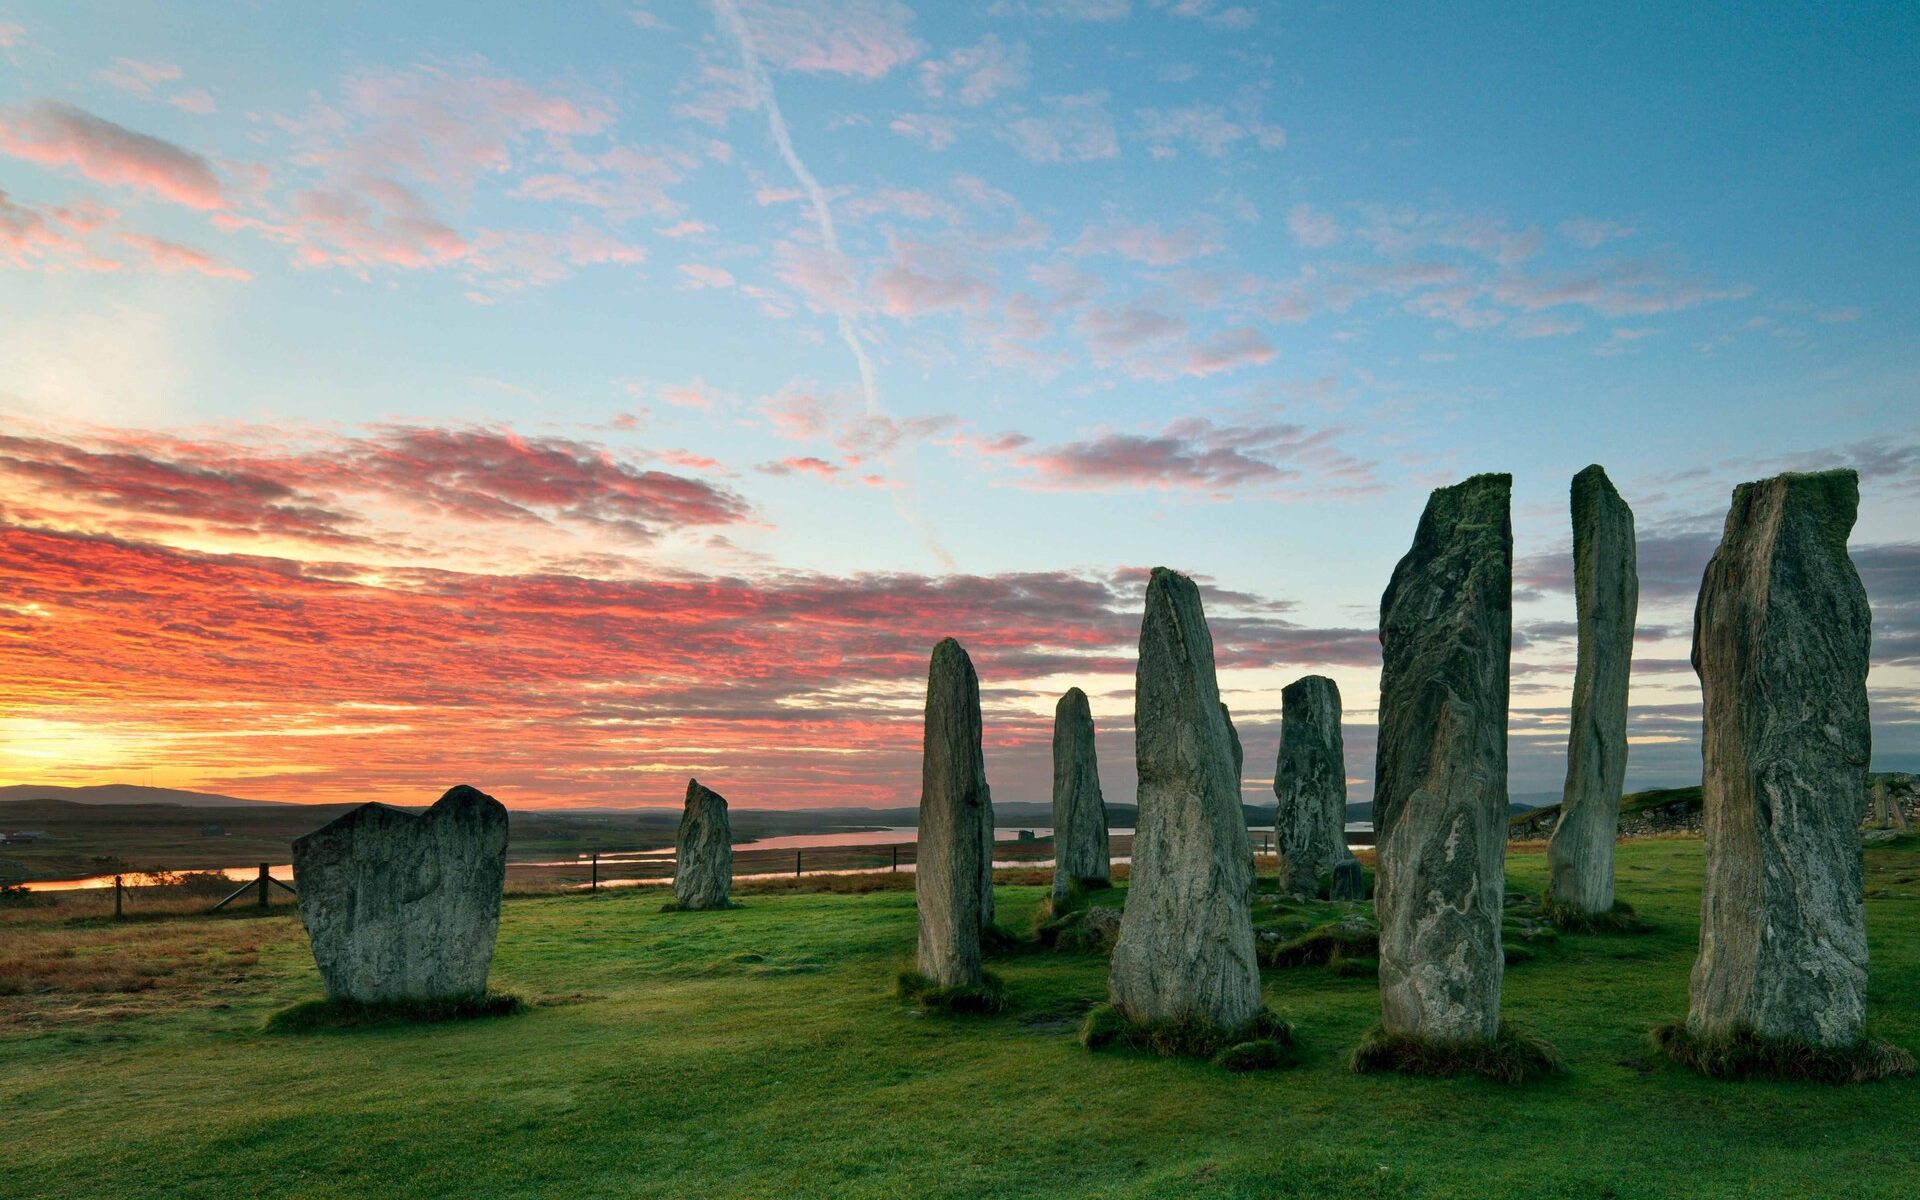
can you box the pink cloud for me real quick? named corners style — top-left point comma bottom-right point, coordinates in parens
top-left (1000, 91), bottom-right (1118, 163)
top-left (0, 100), bottom-right (225, 209)
top-left (95, 59), bottom-right (183, 96)
top-left (759, 455), bottom-right (840, 478)
top-left (1285, 203), bottom-right (1342, 248)
top-left (889, 113), bottom-right (958, 150)
top-left (1182, 327), bottom-right (1274, 376)
top-left (678, 262), bottom-right (737, 289)
top-left (918, 34), bottom-right (1029, 106)
top-left (870, 239), bottom-right (995, 316)
top-left (121, 231), bottom-right (250, 279)
top-left (1072, 217), bottom-right (1222, 266)
top-left (737, 0), bottom-right (925, 80)
top-left (977, 417), bottom-right (1376, 497)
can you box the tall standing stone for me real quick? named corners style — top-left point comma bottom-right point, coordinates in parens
top-left (916, 638), bottom-right (991, 987)
top-left (1688, 469), bottom-right (1871, 1047)
top-left (1547, 465), bottom-right (1640, 916)
top-left (673, 778), bottom-right (733, 909)
top-left (1374, 474), bottom-right (1512, 1044)
top-left (1109, 568), bottom-right (1263, 1032)
top-left (1051, 687), bottom-right (1110, 905)
top-left (1274, 675), bottom-right (1350, 899)
top-left (292, 784), bottom-right (509, 1003)
top-left (1220, 702), bottom-right (1244, 788)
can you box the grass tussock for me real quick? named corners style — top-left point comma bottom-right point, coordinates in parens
top-left (1264, 917), bottom-right (1379, 970)
top-left (1080, 1002), bottom-right (1298, 1070)
top-left (1542, 897), bottom-right (1653, 934)
top-left (266, 993), bottom-right (527, 1033)
top-left (1350, 1021), bottom-right (1567, 1084)
top-left (894, 969), bottom-right (1007, 1014)
top-left (1650, 1022), bottom-right (1917, 1084)
top-left (658, 899), bottom-right (741, 913)
top-left (979, 921), bottom-right (1028, 957)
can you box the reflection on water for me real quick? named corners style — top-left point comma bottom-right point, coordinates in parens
top-left (19, 822), bottom-right (1375, 892)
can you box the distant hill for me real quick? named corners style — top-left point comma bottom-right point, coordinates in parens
top-left (1346, 796), bottom-right (1550, 823)
top-left (0, 784), bottom-right (287, 808)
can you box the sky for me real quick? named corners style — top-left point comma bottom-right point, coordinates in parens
top-left (0, 1), bottom-right (1915, 811)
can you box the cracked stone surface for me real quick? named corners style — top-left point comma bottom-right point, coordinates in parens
top-left (674, 778), bottom-right (733, 910)
top-left (293, 784), bottom-right (509, 1003)
top-left (1373, 474), bottom-right (1512, 1044)
top-left (1274, 675), bottom-right (1350, 899)
top-left (1050, 687), bottom-right (1111, 905)
top-left (1688, 469), bottom-right (1872, 1047)
top-left (1547, 465), bottom-right (1639, 916)
top-left (1108, 568), bottom-right (1262, 1032)
top-left (916, 638), bottom-right (991, 987)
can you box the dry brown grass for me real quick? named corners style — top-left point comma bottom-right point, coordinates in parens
top-left (0, 896), bottom-right (302, 1032)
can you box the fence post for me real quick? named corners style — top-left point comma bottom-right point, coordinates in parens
top-left (257, 863), bottom-right (269, 909)
top-left (591, 850), bottom-right (599, 892)
top-left (114, 874), bottom-right (123, 919)
top-left (795, 850), bottom-right (802, 878)
top-left (891, 845), bottom-right (898, 873)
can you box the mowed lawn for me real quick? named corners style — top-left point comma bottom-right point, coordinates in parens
top-left (6, 837), bottom-right (1920, 1199)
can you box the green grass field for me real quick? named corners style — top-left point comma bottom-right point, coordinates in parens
top-left (6, 837), bottom-right (1920, 1199)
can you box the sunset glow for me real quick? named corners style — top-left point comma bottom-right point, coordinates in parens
top-left (1, 3), bottom-right (1914, 809)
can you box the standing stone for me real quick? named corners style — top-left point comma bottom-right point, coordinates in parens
top-left (1374, 474), bottom-right (1512, 1045)
top-left (1547, 465), bottom-right (1640, 916)
top-left (292, 784), bottom-right (509, 1003)
top-left (1688, 469), bottom-right (1871, 1047)
top-left (1274, 675), bottom-right (1350, 899)
top-left (1220, 702), bottom-right (1244, 784)
top-left (1109, 568), bottom-right (1263, 1032)
top-left (1051, 687), bottom-right (1111, 905)
top-left (916, 638), bottom-right (990, 987)
top-left (673, 778), bottom-right (733, 909)
top-left (1330, 857), bottom-right (1366, 902)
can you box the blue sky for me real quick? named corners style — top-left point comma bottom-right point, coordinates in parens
top-left (0, 1), bottom-right (1914, 807)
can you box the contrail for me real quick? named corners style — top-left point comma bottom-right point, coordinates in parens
top-left (711, 0), bottom-right (955, 570)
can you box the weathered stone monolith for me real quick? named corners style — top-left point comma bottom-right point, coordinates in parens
top-left (1274, 675), bottom-right (1349, 899)
top-left (673, 778), bottom-right (733, 909)
top-left (1546, 465), bottom-right (1639, 916)
top-left (1374, 473), bottom-right (1512, 1044)
top-left (916, 638), bottom-right (990, 987)
top-left (1331, 857), bottom-right (1366, 901)
top-left (292, 784), bottom-right (509, 1003)
top-left (1220, 701), bottom-right (1244, 785)
top-left (1108, 568), bottom-right (1262, 1032)
top-left (1688, 469), bottom-right (1872, 1047)
top-left (1051, 687), bottom-right (1110, 905)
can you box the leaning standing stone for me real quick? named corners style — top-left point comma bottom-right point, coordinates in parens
top-left (293, 784), bottom-right (509, 1003)
top-left (1546, 465), bottom-right (1639, 917)
top-left (916, 638), bottom-right (991, 988)
top-left (1374, 473), bottom-right (1512, 1045)
top-left (673, 778), bottom-right (733, 909)
top-left (1274, 675), bottom-right (1350, 899)
top-left (1687, 470), bottom-right (1872, 1047)
top-left (1108, 568), bottom-right (1263, 1033)
top-left (1051, 687), bottom-right (1111, 905)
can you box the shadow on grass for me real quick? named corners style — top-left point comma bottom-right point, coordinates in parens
top-left (1080, 1003), bottom-right (1299, 1072)
top-left (265, 993), bottom-right (527, 1033)
top-left (659, 899), bottom-right (742, 913)
top-left (1650, 1021), bottom-right (1917, 1084)
top-left (1349, 1021), bottom-right (1566, 1084)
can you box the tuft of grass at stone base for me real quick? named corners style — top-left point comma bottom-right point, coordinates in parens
top-left (895, 969), bottom-right (1008, 1014)
top-left (1541, 897), bottom-right (1653, 934)
top-left (1081, 1002), bottom-right (1297, 1070)
top-left (1349, 1021), bottom-right (1566, 1084)
top-left (265, 992), bottom-right (526, 1032)
top-left (1650, 1021), bottom-right (1917, 1084)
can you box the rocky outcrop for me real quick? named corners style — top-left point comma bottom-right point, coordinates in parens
top-left (1274, 675), bottom-right (1349, 899)
top-left (1109, 568), bottom-right (1262, 1032)
top-left (1374, 474), bottom-right (1512, 1044)
top-left (1547, 465), bottom-right (1639, 916)
top-left (673, 778), bottom-right (733, 909)
top-left (1688, 469), bottom-right (1872, 1047)
top-left (1051, 687), bottom-right (1110, 904)
top-left (916, 638), bottom-right (992, 988)
top-left (292, 785), bottom-right (509, 1003)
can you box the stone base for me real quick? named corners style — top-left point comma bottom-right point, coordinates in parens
top-left (659, 899), bottom-right (742, 913)
top-left (1651, 1022), bottom-right (1916, 1084)
top-left (1540, 896), bottom-right (1651, 934)
top-left (266, 992), bottom-right (525, 1032)
top-left (1349, 1021), bottom-right (1565, 1084)
top-left (896, 969), bottom-right (1008, 1014)
top-left (1080, 1003), bottom-right (1297, 1070)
